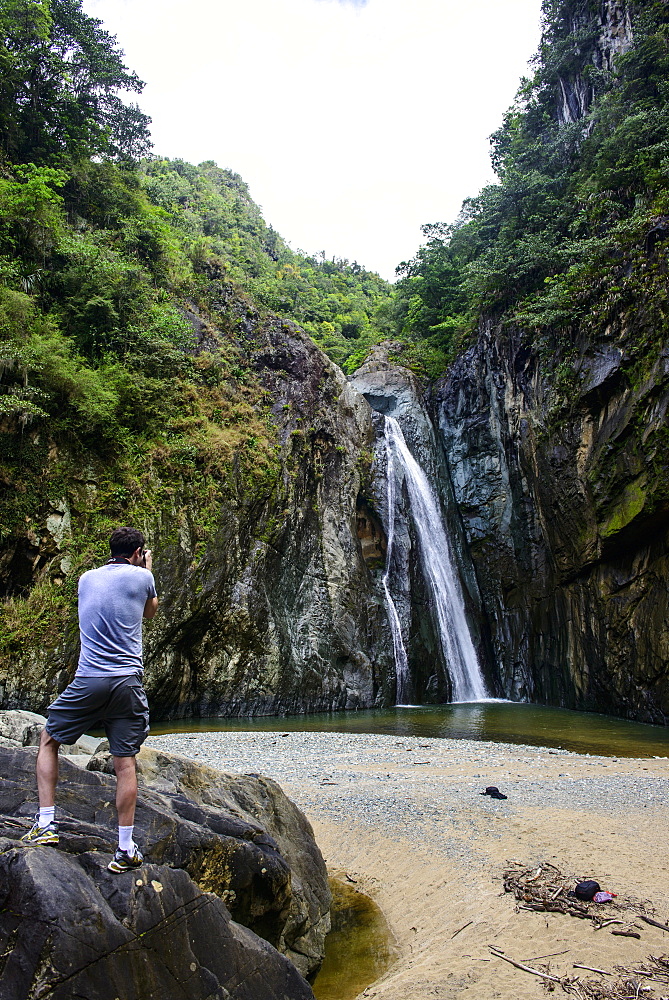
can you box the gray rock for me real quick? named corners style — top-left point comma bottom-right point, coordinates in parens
top-left (134, 747), bottom-right (331, 977)
top-left (0, 846), bottom-right (314, 1000)
top-left (73, 734), bottom-right (109, 755)
top-left (431, 316), bottom-right (669, 721)
top-left (0, 709), bottom-right (46, 746)
top-left (0, 746), bottom-right (326, 999)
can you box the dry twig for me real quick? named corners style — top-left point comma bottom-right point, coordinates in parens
top-left (451, 921), bottom-right (473, 939)
top-left (488, 946), bottom-right (562, 982)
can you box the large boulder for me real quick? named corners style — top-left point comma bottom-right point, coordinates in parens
top-left (0, 746), bottom-right (329, 999)
top-left (0, 708), bottom-right (46, 746)
top-left (132, 746), bottom-right (331, 975)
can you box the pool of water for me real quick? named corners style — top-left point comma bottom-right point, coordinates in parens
top-left (149, 701), bottom-right (669, 758)
top-left (310, 879), bottom-right (396, 1000)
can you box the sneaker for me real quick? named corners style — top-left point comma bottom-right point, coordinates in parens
top-left (108, 846), bottom-right (144, 873)
top-left (20, 817), bottom-right (59, 846)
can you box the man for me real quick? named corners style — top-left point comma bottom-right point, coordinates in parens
top-left (21, 526), bottom-right (158, 873)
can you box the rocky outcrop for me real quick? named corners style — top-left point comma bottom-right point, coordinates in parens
top-left (0, 745), bottom-right (330, 998)
top-left (555, 0), bottom-right (633, 125)
top-left (430, 318), bottom-right (669, 722)
top-left (144, 316), bottom-right (391, 717)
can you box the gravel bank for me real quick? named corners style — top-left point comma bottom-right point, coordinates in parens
top-left (145, 731), bottom-right (669, 857)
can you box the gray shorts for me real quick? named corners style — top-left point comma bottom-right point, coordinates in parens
top-left (46, 674), bottom-right (149, 757)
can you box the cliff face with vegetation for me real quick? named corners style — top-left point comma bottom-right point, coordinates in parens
top-left (394, 0), bottom-right (669, 721)
top-left (0, 0), bottom-right (395, 717)
top-left (0, 211), bottom-right (395, 716)
top-left (1, 0), bottom-right (668, 722)
top-left (145, 312), bottom-right (393, 718)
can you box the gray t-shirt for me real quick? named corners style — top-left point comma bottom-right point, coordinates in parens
top-left (76, 563), bottom-right (157, 677)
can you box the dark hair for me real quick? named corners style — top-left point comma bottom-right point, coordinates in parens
top-left (109, 526), bottom-right (145, 557)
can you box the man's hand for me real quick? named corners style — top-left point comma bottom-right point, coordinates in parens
top-left (143, 549), bottom-right (153, 572)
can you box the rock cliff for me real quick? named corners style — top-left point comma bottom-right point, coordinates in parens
top-left (145, 313), bottom-right (392, 718)
top-left (555, 0), bottom-right (634, 124)
top-left (430, 317), bottom-right (669, 722)
top-left (0, 301), bottom-right (394, 719)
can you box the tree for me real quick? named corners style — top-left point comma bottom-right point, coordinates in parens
top-left (0, 0), bottom-right (152, 165)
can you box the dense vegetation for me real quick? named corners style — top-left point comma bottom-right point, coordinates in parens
top-left (139, 158), bottom-right (394, 369)
top-left (1, 0), bottom-right (667, 656)
top-left (0, 0), bottom-right (394, 658)
top-left (393, 0), bottom-right (669, 377)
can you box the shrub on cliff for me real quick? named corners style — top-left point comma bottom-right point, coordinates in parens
top-left (394, 0), bottom-right (669, 356)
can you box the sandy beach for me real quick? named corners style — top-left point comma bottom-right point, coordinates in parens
top-left (145, 731), bottom-right (669, 999)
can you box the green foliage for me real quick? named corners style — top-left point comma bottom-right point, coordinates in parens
top-left (0, 0), bottom-right (152, 165)
top-left (0, 163), bottom-right (66, 262)
top-left (139, 159), bottom-right (395, 368)
top-left (395, 0), bottom-right (669, 360)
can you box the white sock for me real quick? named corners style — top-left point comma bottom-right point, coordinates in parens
top-left (38, 807), bottom-right (55, 829)
top-left (118, 825), bottom-right (135, 853)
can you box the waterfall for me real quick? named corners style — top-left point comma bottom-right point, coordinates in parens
top-left (383, 416), bottom-right (488, 703)
top-left (381, 421), bottom-right (411, 704)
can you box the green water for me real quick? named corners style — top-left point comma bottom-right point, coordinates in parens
top-left (149, 701), bottom-right (669, 758)
top-left (311, 879), bottom-right (396, 1000)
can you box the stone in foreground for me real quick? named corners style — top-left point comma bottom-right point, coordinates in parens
top-left (0, 747), bottom-right (326, 1000)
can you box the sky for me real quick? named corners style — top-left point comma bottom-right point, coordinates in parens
top-left (84, 0), bottom-right (544, 281)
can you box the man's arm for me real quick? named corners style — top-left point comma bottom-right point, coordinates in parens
top-left (143, 596), bottom-right (159, 620)
top-left (142, 549), bottom-right (158, 619)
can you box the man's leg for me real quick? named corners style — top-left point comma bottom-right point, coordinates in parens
top-left (108, 755), bottom-right (143, 870)
top-left (106, 677), bottom-right (148, 872)
top-left (20, 728), bottom-right (61, 844)
top-left (113, 755), bottom-right (138, 827)
top-left (36, 728), bottom-right (61, 807)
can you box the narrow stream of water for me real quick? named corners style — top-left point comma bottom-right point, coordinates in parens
top-left (149, 702), bottom-right (669, 758)
top-left (310, 880), bottom-right (396, 1000)
top-left (380, 416), bottom-right (411, 703)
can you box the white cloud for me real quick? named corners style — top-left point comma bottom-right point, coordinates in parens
top-left (84, 0), bottom-right (542, 280)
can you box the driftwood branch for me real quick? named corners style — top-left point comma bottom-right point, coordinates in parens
top-left (637, 915), bottom-right (669, 933)
top-left (611, 929), bottom-right (641, 939)
top-left (573, 963), bottom-right (610, 975)
top-left (488, 946), bottom-right (561, 982)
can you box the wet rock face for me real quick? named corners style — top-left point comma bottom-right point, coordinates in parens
top-left (145, 319), bottom-right (393, 717)
top-left (349, 351), bottom-right (496, 703)
top-left (431, 320), bottom-right (669, 722)
top-left (356, 498), bottom-right (387, 572)
top-left (555, 0), bottom-right (633, 124)
top-left (0, 746), bottom-right (328, 998)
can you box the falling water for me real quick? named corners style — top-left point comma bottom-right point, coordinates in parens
top-left (381, 421), bottom-right (411, 704)
top-left (383, 416), bottom-right (488, 703)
